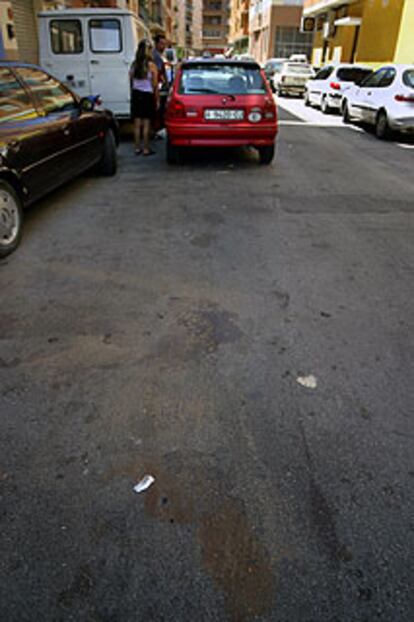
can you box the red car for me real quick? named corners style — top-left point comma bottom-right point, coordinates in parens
top-left (165, 59), bottom-right (278, 165)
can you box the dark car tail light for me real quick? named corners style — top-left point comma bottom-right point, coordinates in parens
top-left (395, 93), bottom-right (414, 102)
top-left (330, 82), bottom-right (341, 90)
top-left (264, 97), bottom-right (276, 120)
top-left (168, 98), bottom-right (186, 118)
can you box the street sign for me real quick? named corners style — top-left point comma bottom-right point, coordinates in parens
top-left (301, 16), bottom-right (315, 33)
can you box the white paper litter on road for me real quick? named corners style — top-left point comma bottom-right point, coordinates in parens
top-left (134, 474), bottom-right (155, 494)
top-left (297, 375), bottom-right (317, 389)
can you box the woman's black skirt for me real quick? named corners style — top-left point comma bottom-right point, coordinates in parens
top-left (131, 90), bottom-right (155, 120)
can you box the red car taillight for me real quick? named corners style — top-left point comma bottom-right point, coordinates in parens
top-left (168, 98), bottom-right (186, 118)
top-left (330, 82), bottom-right (341, 90)
top-left (264, 97), bottom-right (276, 120)
top-left (395, 93), bottom-right (414, 102)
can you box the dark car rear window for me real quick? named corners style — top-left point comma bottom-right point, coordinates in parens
top-left (402, 69), bottom-right (414, 88)
top-left (179, 64), bottom-right (267, 95)
top-left (336, 67), bottom-right (372, 83)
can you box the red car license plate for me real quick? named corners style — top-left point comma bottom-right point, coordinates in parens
top-left (204, 109), bottom-right (244, 121)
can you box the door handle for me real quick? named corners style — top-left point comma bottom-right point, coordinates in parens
top-left (367, 91), bottom-right (372, 96)
top-left (90, 60), bottom-right (99, 65)
top-left (62, 126), bottom-right (70, 137)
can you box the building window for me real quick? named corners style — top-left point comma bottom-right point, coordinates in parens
top-left (204, 16), bottom-right (221, 25)
top-left (203, 29), bottom-right (222, 38)
top-left (50, 20), bottom-right (83, 54)
top-left (204, 2), bottom-right (222, 10)
top-left (274, 26), bottom-right (313, 59)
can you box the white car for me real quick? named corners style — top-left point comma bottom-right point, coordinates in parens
top-left (273, 62), bottom-right (315, 97)
top-left (342, 64), bottom-right (414, 139)
top-left (305, 64), bottom-right (372, 113)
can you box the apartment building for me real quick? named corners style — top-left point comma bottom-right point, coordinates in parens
top-left (175, 0), bottom-right (202, 55)
top-left (303, 0), bottom-right (414, 67)
top-left (249, 0), bottom-right (312, 64)
top-left (228, 0), bottom-right (249, 55)
top-left (202, 0), bottom-right (229, 54)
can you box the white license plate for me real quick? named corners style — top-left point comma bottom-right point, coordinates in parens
top-left (204, 109), bottom-right (244, 121)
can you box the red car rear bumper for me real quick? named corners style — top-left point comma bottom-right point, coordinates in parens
top-left (166, 122), bottom-right (278, 147)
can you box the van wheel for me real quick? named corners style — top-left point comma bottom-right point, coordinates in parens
top-left (166, 138), bottom-right (181, 165)
top-left (258, 144), bottom-right (275, 165)
top-left (375, 110), bottom-right (391, 140)
top-left (0, 180), bottom-right (23, 258)
top-left (98, 129), bottom-right (117, 176)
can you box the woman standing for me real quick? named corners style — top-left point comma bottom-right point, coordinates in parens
top-left (130, 40), bottom-right (159, 156)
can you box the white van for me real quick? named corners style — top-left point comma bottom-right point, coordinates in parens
top-left (38, 8), bottom-right (151, 118)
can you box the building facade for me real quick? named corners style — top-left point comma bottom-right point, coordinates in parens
top-left (175, 0), bottom-right (202, 56)
top-left (228, 0), bottom-right (249, 54)
top-left (303, 0), bottom-right (414, 67)
top-left (249, 0), bottom-right (313, 64)
top-left (202, 0), bottom-right (230, 54)
top-left (0, 0), bottom-right (180, 64)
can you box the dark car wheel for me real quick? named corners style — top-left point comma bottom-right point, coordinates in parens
top-left (304, 92), bottom-right (310, 107)
top-left (97, 129), bottom-right (117, 176)
top-left (342, 101), bottom-right (351, 124)
top-left (321, 96), bottom-right (331, 114)
top-left (0, 180), bottom-right (23, 258)
top-left (258, 144), bottom-right (275, 165)
top-left (375, 110), bottom-right (392, 140)
top-left (166, 138), bottom-right (181, 165)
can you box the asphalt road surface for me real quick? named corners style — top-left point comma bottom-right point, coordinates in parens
top-left (1, 107), bottom-right (413, 622)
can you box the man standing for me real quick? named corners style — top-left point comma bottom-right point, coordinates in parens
top-left (152, 34), bottom-right (167, 86)
top-left (152, 34), bottom-right (169, 135)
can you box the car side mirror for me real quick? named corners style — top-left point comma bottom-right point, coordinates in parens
top-left (80, 95), bottom-right (102, 113)
top-left (80, 97), bottom-right (95, 112)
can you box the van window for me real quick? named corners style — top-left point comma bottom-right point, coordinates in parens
top-left (0, 68), bottom-right (37, 123)
top-left (89, 19), bottom-right (122, 53)
top-left (50, 20), bottom-right (83, 54)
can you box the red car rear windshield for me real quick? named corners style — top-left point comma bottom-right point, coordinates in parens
top-left (179, 64), bottom-right (267, 95)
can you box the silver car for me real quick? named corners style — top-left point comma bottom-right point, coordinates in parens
top-left (273, 62), bottom-right (314, 97)
top-left (342, 64), bottom-right (414, 139)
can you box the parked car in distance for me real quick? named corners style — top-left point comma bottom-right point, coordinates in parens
top-left (289, 54), bottom-right (308, 64)
top-left (342, 64), bottom-right (414, 139)
top-left (305, 64), bottom-right (372, 113)
top-left (263, 58), bottom-right (287, 92)
top-left (0, 62), bottom-right (119, 257)
top-left (273, 62), bottom-right (314, 97)
top-left (165, 59), bottom-right (278, 165)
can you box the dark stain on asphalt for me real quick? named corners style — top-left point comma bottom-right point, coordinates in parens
top-left (203, 211), bottom-right (226, 226)
top-left (190, 233), bottom-right (217, 248)
top-left (57, 564), bottom-right (93, 608)
top-left (272, 289), bottom-right (290, 310)
top-left (308, 477), bottom-right (341, 564)
top-left (198, 500), bottom-right (274, 622)
top-left (108, 452), bottom-right (274, 621)
top-left (178, 305), bottom-right (242, 354)
top-left (299, 420), bottom-right (348, 568)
